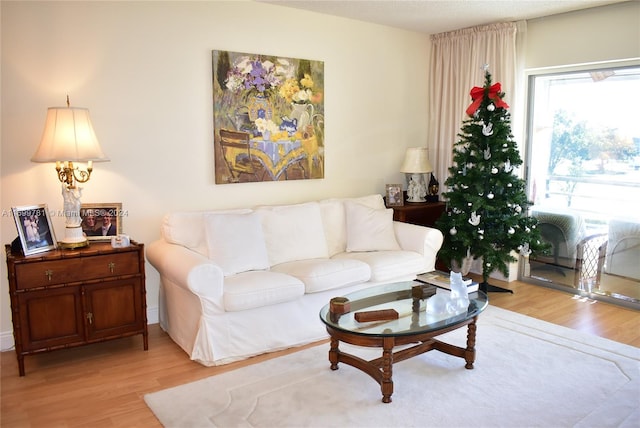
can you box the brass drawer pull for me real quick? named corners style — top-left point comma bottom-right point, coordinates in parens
top-left (44, 270), bottom-right (53, 281)
top-left (108, 262), bottom-right (115, 273)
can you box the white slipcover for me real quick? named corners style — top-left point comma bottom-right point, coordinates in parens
top-left (146, 195), bottom-right (444, 366)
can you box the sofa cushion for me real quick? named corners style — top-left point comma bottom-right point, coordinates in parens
top-left (162, 209), bottom-right (252, 257)
top-left (204, 212), bottom-right (270, 276)
top-left (223, 271), bottom-right (305, 311)
top-left (333, 250), bottom-right (424, 282)
top-left (319, 194), bottom-right (386, 256)
top-left (256, 202), bottom-right (329, 266)
top-left (344, 201), bottom-right (400, 252)
top-left (271, 258), bottom-right (371, 293)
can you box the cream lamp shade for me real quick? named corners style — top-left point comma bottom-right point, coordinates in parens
top-left (31, 106), bottom-right (109, 163)
top-left (400, 147), bottom-right (432, 203)
top-left (400, 147), bottom-right (433, 174)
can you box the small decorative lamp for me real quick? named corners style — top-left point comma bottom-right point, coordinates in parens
top-left (400, 147), bottom-right (433, 203)
top-left (31, 96), bottom-right (109, 248)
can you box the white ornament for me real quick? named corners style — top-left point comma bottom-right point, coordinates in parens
top-left (491, 167), bottom-right (498, 174)
top-left (515, 205), bottom-right (522, 213)
top-left (482, 122), bottom-right (494, 136)
top-left (504, 159), bottom-right (513, 172)
top-left (468, 202), bottom-right (473, 206)
top-left (508, 227), bottom-right (515, 234)
top-left (525, 227), bottom-right (531, 233)
top-left (484, 147), bottom-right (492, 160)
top-left (469, 211), bottom-right (481, 226)
top-left (487, 103), bottom-right (495, 111)
top-left (487, 192), bottom-right (494, 199)
top-left (478, 229), bottom-right (484, 234)
top-left (450, 227), bottom-right (457, 235)
top-left (507, 183), bottom-right (513, 187)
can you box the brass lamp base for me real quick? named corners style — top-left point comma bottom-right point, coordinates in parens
top-left (58, 240), bottom-right (88, 249)
top-left (58, 225), bottom-right (88, 249)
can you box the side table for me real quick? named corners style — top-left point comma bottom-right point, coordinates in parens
top-left (387, 201), bottom-right (446, 228)
top-left (5, 241), bottom-right (148, 376)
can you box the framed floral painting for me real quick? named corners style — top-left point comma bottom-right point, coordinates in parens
top-left (212, 50), bottom-right (324, 184)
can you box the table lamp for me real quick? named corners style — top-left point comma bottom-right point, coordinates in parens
top-left (400, 147), bottom-right (432, 203)
top-left (31, 96), bottom-right (109, 248)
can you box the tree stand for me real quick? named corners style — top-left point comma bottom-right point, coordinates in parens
top-left (479, 282), bottom-right (513, 294)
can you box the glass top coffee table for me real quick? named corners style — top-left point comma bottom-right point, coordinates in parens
top-left (319, 280), bottom-right (488, 403)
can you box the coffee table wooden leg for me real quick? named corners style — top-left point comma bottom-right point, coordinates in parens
top-left (464, 317), bottom-right (478, 369)
top-left (329, 336), bottom-right (339, 370)
top-left (381, 336), bottom-right (394, 403)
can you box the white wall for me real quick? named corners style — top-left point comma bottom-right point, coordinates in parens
top-left (0, 0), bottom-right (431, 347)
top-left (525, 1), bottom-right (639, 69)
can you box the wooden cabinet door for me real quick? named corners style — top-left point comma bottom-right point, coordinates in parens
top-left (17, 287), bottom-right (85, 351)
top-left (83, 278), bottom-right (144, 341)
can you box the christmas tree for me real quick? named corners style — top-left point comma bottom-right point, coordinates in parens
top-left (436, 69), bottom-right (548, 293)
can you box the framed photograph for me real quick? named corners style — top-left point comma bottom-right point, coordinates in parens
top-left (386, 184), bottom-right (404, 206)
top-left (80, 203), bottom-right (123, 240)
top-left (12, 204), bottom-right (57, 255)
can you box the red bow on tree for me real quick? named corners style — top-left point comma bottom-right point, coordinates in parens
top-left (465, 83), bottom-right (509, 116)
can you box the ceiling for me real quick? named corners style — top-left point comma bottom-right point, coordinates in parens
top-left (258, 0), bottom-right (628, 35)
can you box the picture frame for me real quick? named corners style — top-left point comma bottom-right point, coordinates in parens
top-left (212, 50), bottom-right (325, 184)
top-left (12, 204), bottom-right (57, 255)
top-left (80, 203), bottom-right (123, 241)
top-left (385, 184), bottom-right (404, 206)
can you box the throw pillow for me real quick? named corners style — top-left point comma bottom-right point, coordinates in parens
top-left (319, 194), bottom-right (387, 256)
top-left (345, 201), bottom-right (400, 252)
top-left (255, 202), bottom-right (329, 266)
top-left (203, 212), bottom-right (270, 276)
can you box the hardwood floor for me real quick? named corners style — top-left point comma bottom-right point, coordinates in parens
top-left (1, 279), bottom-right (639, 427)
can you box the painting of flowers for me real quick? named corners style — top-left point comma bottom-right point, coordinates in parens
top-left (212, 50), bottom-right (325, 184)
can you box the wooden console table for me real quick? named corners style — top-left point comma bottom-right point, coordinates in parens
top-left (5, 241), bottom-right (148, 376)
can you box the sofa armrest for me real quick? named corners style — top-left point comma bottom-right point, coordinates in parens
top-left (147, 240), bottom-right (225, 312)
top-left (393, 221), bottom-right (444, 271)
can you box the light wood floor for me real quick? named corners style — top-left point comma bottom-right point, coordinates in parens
top-left (2, 279), bottom-right (639, 427)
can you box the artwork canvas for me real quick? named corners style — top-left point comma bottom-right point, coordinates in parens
top-left (212, 50), bottom-right (324, 184)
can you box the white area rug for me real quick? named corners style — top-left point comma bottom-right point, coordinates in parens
top-left (145, 306), bottom-right (640, 427)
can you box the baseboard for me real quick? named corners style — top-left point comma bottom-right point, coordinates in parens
top-left (0, 307), bottom-right (159, 352)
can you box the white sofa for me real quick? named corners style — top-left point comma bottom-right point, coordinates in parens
top-left (146, 194), bottom-right (444, 366)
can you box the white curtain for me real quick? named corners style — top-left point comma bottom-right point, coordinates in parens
top-left (428, 22), bottom-right (519, 192)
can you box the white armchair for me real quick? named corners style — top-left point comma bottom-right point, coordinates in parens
top-left (606, 218), bottom-right (640, 280)
top-left (531, 208), bottom-right (586, 269)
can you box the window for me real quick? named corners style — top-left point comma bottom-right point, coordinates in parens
top-left (522, 65), bottom-right (640, 307)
